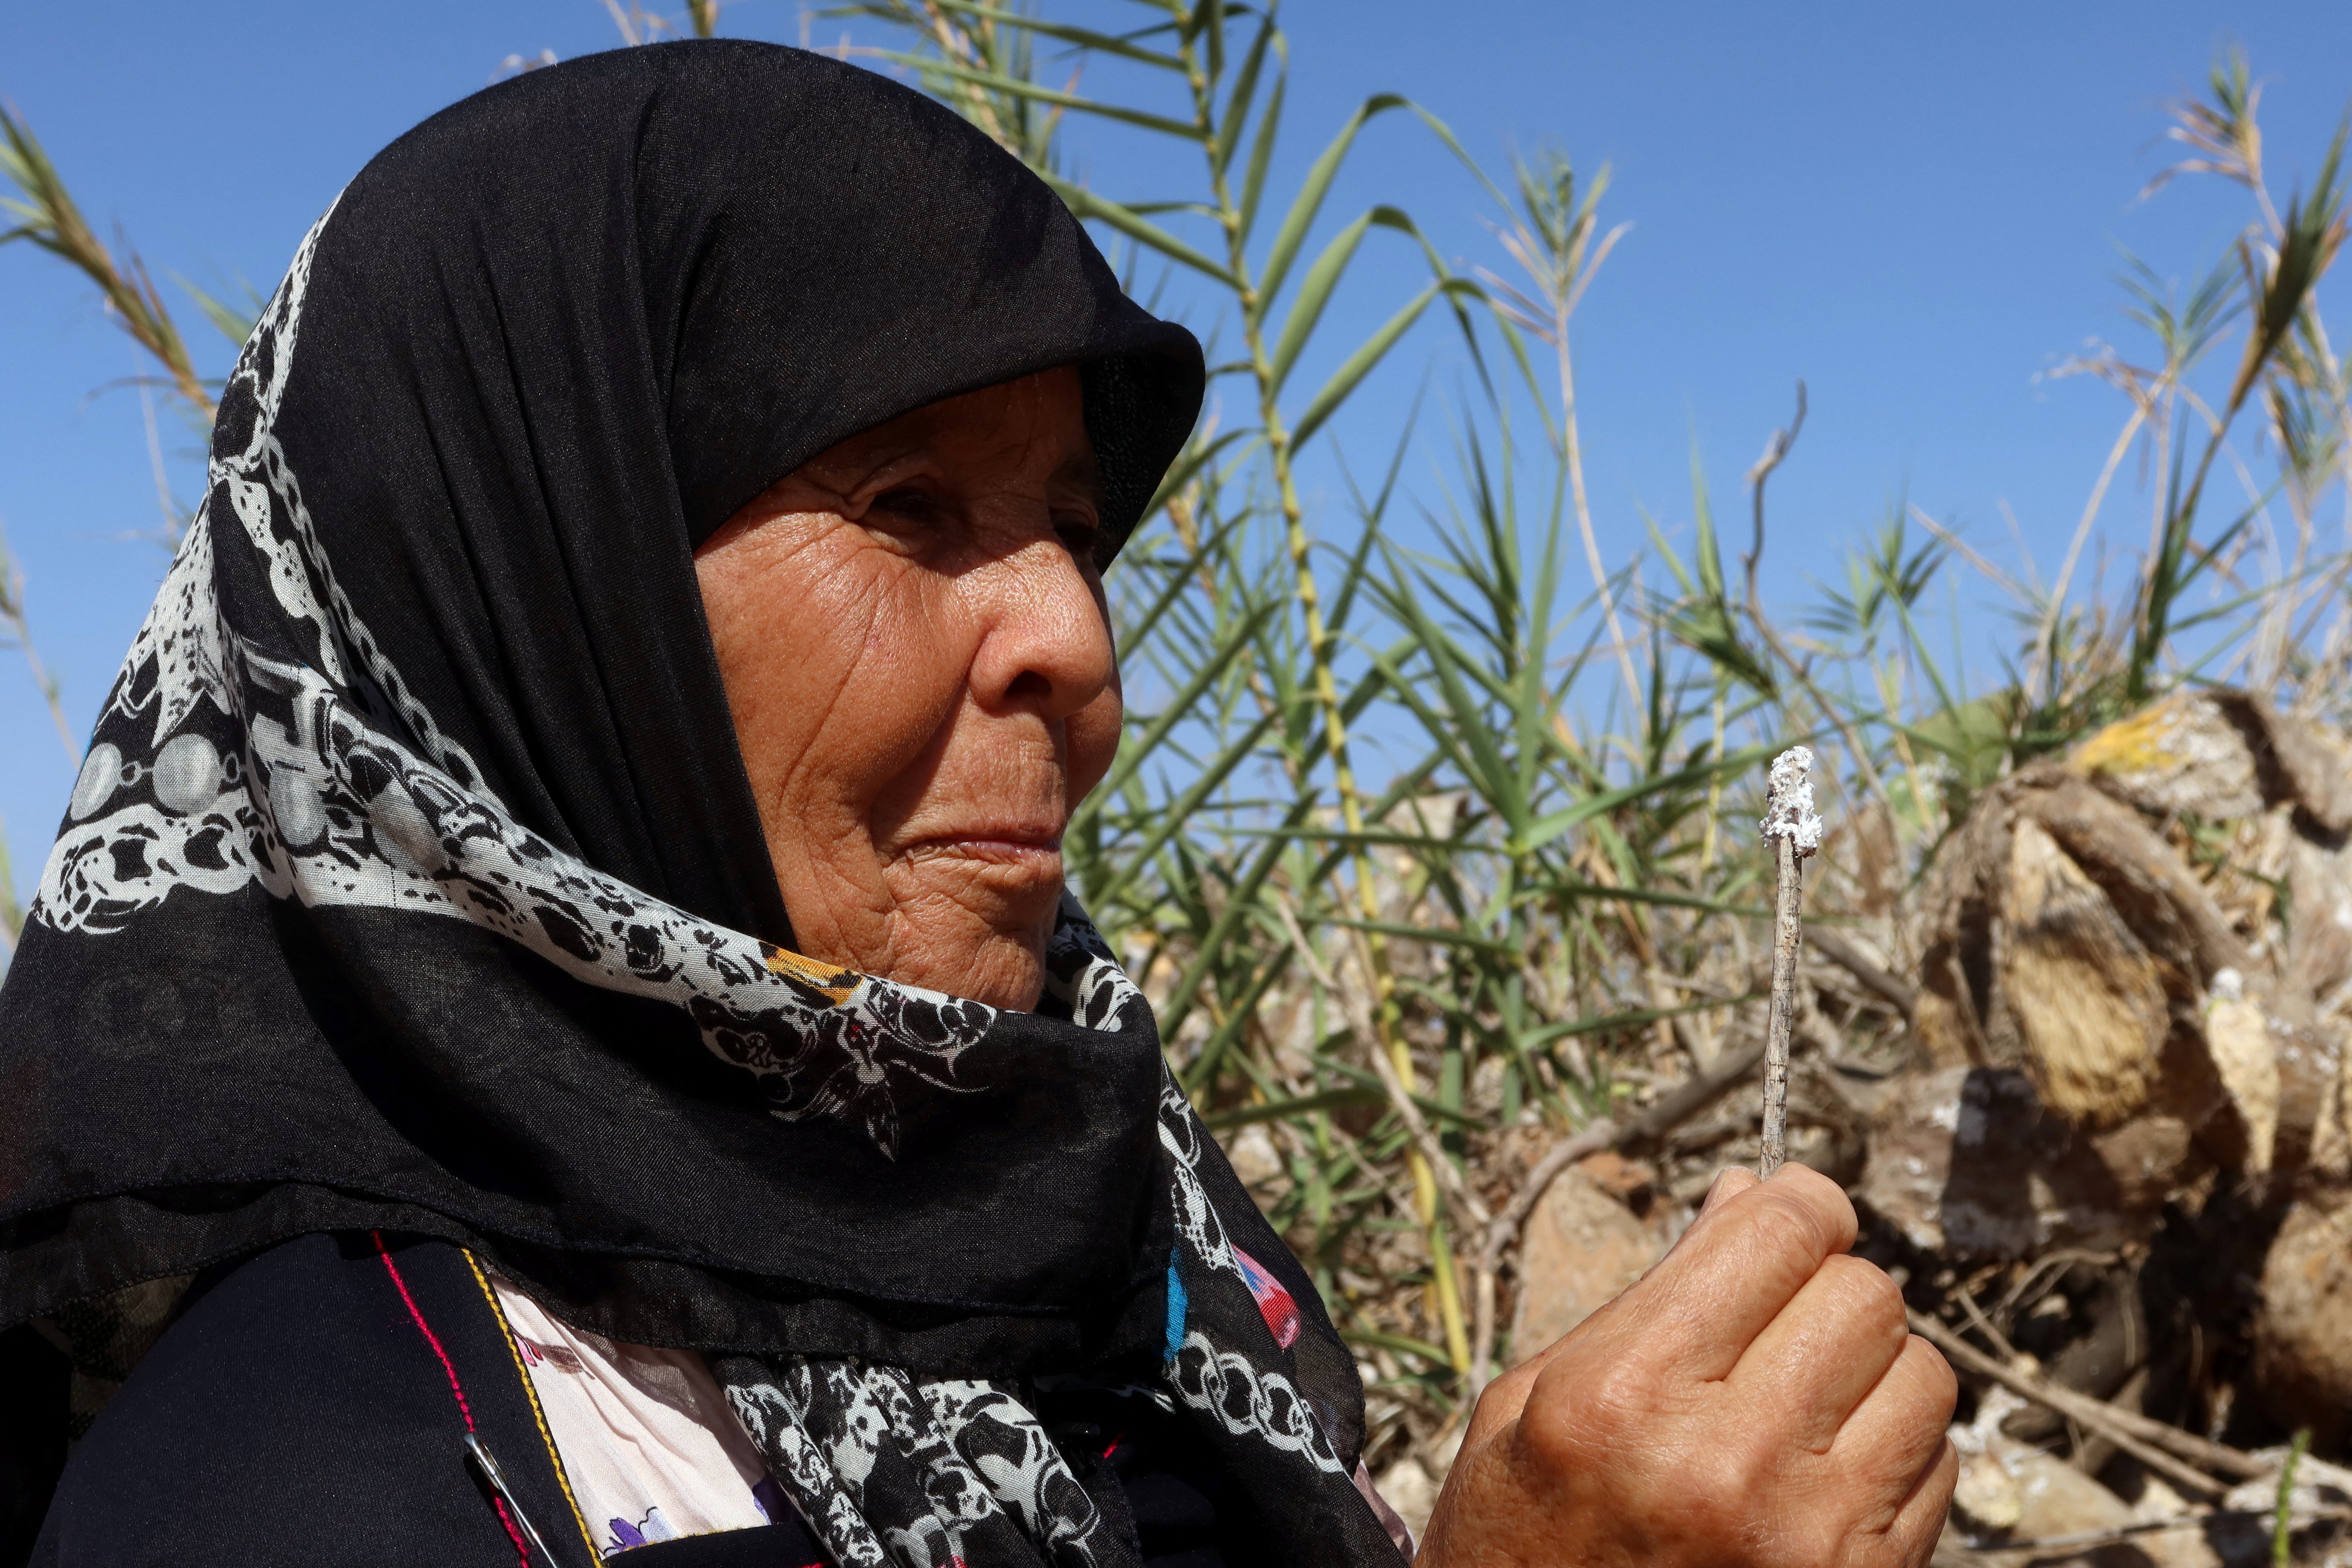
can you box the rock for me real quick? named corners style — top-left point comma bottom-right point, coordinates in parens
top-left (2309, 1029), bottom-right (2352, 1182)
top-left (2253, 1193), bottom-right (2352, 1450)
top-left (1571, 1148), bottom-right (1653, 1196)
top-left (2221, 1446), bottom-right (2352, 1515)
top-left (1373, 1455), bottom-right (1437, 1545)
top-left (1953, 1448), bottom-right (2023, 1531)
top-left (2133, 1475), bottom-right (2193, 1523)
top-left (2285, 830), bottom-right (2352, 1003)
top-left (2066, 685), bottom-right (2352, 842)
top-left (1508, 1170), bottom-right (1664, 1364)
top-left (1911, 692), bottom-right (2352, 1194)
top-left (1912, 790), bottom-right (2018, 1072)
top-left (2000, 1441), bottom-right (2223, 1568)
top-left (1911, 770), bottom-right (2245, 1081)
top-left (2272, 1018), bottom-right (2349, 1182)
top-left (1949, 1390), bottom-right (2207, 1562)
top-left (2094, 1113), bottom-right (2201, 1216)
top-left (2023, 773), bottom-right (2249, 988)
top-left (1998, 1442), bottom-right (2132, 1536)
top-left (2249, 701), bottom-right (2352, 836)
top-left (1225, 1122), bottom-right (1284, 1190)
top-left (2049, 694), bottom-right (2352, 1184)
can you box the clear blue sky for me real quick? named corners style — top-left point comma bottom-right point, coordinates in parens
top-left (5, 1), bottom-right (2350, 911)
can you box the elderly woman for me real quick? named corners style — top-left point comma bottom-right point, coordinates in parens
top-left (0, 41), bottom-right (1954, 1568)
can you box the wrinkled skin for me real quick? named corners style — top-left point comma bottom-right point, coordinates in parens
top-left (695, 370), bottom-right (1957, 1565)
top-left (695, 365), bottom-right (1117, 1011)
top-left (1418, 1164), bottom-right (1957, 1568)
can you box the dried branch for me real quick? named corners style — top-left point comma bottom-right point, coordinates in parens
top-left (1498, 1028), bottom-right (1768, 1240)
top-left (1758, 747), bottom-right (1822, 1176)
top-left (1964, 1508), bottom-right (2352, 1558)
top-left (1743, 380), bottom-right (1808, 622)
top-left (1908, 1310), bottom-right (2264, 1499)
top-left (1807, 927), bottom-right (1916, 1020)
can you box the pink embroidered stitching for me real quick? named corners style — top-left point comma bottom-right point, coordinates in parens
top-left (372, 1231), bottom-right (533, 1567)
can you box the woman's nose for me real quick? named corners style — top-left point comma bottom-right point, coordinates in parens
top-left (966, 536), bottom-right (1117, 723)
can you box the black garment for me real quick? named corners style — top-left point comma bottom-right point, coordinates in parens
top-left (0, 36), bottom-right (1206, 1366)
top-left (36, 1234), bottom-right (769, 1568)
top-left (0, 40), bottom-right (1396, 1568)
top-left (1033, 1387), bottom-right (1264, 1568)
top-left (32, 1234), bottom-right (1235, 1568)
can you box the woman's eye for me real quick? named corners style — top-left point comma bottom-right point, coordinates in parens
top-left (867, 485), bottom-right (936, 525)
top-left (1054, 512), bottom-right (1104, 561)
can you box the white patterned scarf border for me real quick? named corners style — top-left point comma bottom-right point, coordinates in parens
top-left (32, 204), bottom-right (991, 1159)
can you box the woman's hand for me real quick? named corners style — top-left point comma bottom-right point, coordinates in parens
top-left (1416, 1164), bottom-right (1957, 1568)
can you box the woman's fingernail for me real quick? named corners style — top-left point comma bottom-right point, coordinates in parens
top-left (1702, 1167), bottom-right (1752, 1213)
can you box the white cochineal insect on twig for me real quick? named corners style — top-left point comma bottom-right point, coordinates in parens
top-left (1757, 746), bottom-right (1823, 1176)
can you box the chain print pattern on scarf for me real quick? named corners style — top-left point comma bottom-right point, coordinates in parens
top-left (27, 201), bottom-right (990, 1159)
top-left (721, 909), bottom-right (1355, 1568)
top-left (1040, 889), bottom-right (1145, 1033)
top-left (1152, 1070), bottom-right (1347, 1476)
top-left (723, 1357), bottom-right (1125, 1568)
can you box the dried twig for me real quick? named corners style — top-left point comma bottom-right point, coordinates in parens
top-left (1758, 746), bottom-right (1822, 1176)
top-left (1964, 1507), bottom-right (2352, 1557)
top-left (1743, 381), bottom-right (1809, 620)
top-left (1807, 926), bottom-right (1916, 1021)
top-left (1491, 1027), bottom-right (1767, 1246)
top-left (1908, 1310), bottom-right (2263, 1499)
top-left (1953, 1283), bottom-right (2027, 1366)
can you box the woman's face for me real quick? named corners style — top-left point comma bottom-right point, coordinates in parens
top-left (694, 367), bottom-right (1119, 1011)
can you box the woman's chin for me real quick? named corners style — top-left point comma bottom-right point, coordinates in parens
top-left (867, 877), bottom-right (1060, 1009)
top-left (894, 936), bottom-right (1047, 1011)
top-left (884, 852), bottom-right (1064, 940)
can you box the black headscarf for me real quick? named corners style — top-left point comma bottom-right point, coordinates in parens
top-left (0, 41), bottom-right (1397, 1568)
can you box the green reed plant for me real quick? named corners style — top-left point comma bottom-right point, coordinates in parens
top-left (843, 0), bottom-right (1507, 1371)
top-left (839, 10), bottom-right (2352, 1434)
top-left (2126, 63), bottom-right (2349, 701)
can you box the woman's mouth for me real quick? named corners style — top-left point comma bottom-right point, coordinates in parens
top-left (896, 830), bottom-right (1064, 869)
